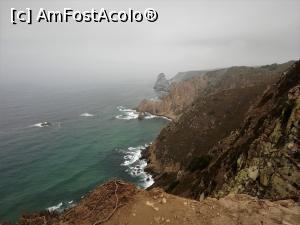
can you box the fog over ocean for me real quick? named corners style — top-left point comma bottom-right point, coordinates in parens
top-left (0, 80), bottom-right (168, 222)
top-left (1, 0), bottom-right (299, 223)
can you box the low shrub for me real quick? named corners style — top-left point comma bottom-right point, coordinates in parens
top-left (188, 155), bottom-right (212, 172)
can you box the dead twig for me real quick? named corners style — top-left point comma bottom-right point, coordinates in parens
top-left (93, 180), bottom-right (120, 225)
top-left (43, 216), bottom-right (46, 225)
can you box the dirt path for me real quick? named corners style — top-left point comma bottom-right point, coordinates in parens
top-left (104, 186), bottom-right (300, 225)
top-left (13, 181), bottom-right (300, 225)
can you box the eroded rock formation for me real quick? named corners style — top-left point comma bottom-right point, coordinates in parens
top-left (137, 62), bottom-right (293, 120)
top-left (153, 73), bottom-right (170, 96)
top-left (147, 61), bottom-right (300, 202)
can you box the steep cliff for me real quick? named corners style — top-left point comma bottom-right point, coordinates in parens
top-left (145, 85), bottom-right (267, 174)
top-left (9, 61), bottom-right (300, 225)
top-left (147, 61), bottom-right (300, 201)
top-left (137, 62), bottom-right (294, 120)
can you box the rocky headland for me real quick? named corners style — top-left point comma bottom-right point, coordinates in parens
top-left (145, 60), bottom-right (300, 202)
top-left (137, 62), bottom-right (293, 121)
top-left (8, 60), bottom-right (300, 225)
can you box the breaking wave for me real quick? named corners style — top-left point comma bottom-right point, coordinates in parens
top-left (115, 106), bottom-right (139, 120)
top-left (118, 143), bottom-right (154, 189)
top-left (115, 106), bottom-right (171, 121)
top-left (47, 200), bottom-right (75, 213)
top-left (31, 123), bottom-right (47, 128)
top-left (47, 202), bottom-right (63, 212)
top-left (29, 122), bottom-right (61, 128)
top-left (80, 113), bottom-right (95, 117)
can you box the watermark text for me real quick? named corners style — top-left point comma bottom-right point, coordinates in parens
top-left (11, 8), bottom-right (158, 25)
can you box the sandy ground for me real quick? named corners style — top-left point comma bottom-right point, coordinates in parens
top-left (103, 184), bottom-right (300, 225)
top-left (13, 181), bottom-right (300, 225)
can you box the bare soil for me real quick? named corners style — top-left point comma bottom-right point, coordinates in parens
top-left (12, 181), bottom-right (300, 225)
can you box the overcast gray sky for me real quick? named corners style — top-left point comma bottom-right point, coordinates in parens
top-left (0, 0), bottom-right (299, 85)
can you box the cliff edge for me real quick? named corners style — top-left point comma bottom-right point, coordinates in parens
top-left (11, 180), bottom-right (300, 225)
top-left (8, 61), bottom-right (300, 225)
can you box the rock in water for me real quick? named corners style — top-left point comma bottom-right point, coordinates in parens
top-left (41, 122), bottom-right (51, 127)
top-left (138, 112), bottom-right (145, 120)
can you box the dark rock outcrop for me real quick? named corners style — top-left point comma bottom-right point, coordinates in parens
top-left (153, 73), bottom-right (170, 96)
top-left (198, 61), bottom-right (300, 200)
top-left (146, 85), bottom-right (267, 175)
top-left (146, 61), bottom-right (300, 201)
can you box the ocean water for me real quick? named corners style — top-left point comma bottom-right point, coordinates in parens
top-left (0, 81), bottom-right (168, 223)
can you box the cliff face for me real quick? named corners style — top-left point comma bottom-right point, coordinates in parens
top-left (146, 85), bottom-right (267, 174)
top-left (147, 61), bottom-right (300, 201)
top-left (137, 62), bottom-right (293, 120)
top-left (138, 77), bottom-right (206, 120)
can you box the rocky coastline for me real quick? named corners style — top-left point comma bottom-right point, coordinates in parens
top-left (136, 61), bottom-right (294, 121)
top-left (143, 60), bottom-right (300, 202)
top-left (7, 60), bottom-right (300, 225)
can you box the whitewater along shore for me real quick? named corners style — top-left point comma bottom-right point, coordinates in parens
top-left (7, 61), bottom-right (300, 225)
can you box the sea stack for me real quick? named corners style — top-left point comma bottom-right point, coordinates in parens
top-left (153, 73), bottom-right (170, 97)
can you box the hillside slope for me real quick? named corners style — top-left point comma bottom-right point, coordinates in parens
top-left (147, 61), bottom-right (300, 201)
top-left (145, 85), bottom-right (267, 175)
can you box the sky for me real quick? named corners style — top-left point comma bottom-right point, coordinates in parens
top-left (0, 0), bottom-right (299, 86)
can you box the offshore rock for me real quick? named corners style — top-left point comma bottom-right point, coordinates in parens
top-left (153, 73), bottom-right (170, 96)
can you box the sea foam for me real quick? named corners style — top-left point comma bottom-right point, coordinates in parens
top-left (116, 106), bottom-right (171, 121)
top-left (47, 200), bottom-right (76, 213)
top-left (115, 106), bottom-right (139, 120)
top-left (119, 143), bottom-right (154, 189)
top-left (80, 113), bottom-right (95, 117)
top-left (31, 123), bottom-right (45, 128)
top-left (29, 121), bottom-right (61, 128)
top-left (47, 202), bottom-right (63, 212)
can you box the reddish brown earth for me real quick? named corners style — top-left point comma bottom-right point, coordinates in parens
top-left (10, 181), bottom-right (300, 225)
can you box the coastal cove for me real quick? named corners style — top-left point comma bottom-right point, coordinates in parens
top-left (5, 61), bottom-right (300, 225)
top-left (0, 81), bottom-right (168, 223)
